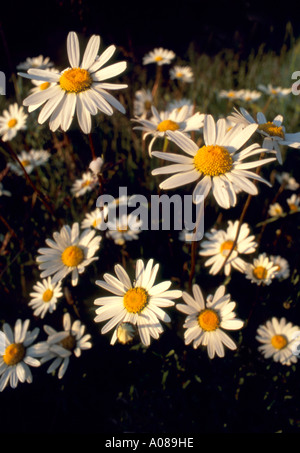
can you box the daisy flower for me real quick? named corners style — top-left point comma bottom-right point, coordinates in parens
top-left (0, 103), bottom-right (28, 142)
top-left (286, 193), bottom-right (300, 212)
top-left (132, 104), bottom-right (205, 155)
top-left (256, 317), bottom-right (299, 366)
top-left (170, 65), bottom-right (194, 83)
top-left (94, 258), bottom-right (182, 346)
top-left (41, 312), bottom-right (92, 379)
top-left (0, 319), bottom-right (49, 391)
top-left (176, 284), bottom-right (244, 359)
top-left (89, 156), bottom-right (104, 176)
top-left (270, 255), bottom-right (290, 280)
top-left (36, 222), bottom-right (101, 286)
top-left (27, 68), bottom-right (59, 112)
top-left (151, 115), bottom-right (275, 209)
top-left (142, 47), bottom-right (175, 66)
top-left (28, 277), bottom-right (63, 319)
top-left (268, 202), bottom-right (284, 217)
top-left (257, 83), bottom-right (292, 98)
top-left (133, 89), bottom-right (153, 118)
top-left (81, 206), bottom-right (108, 231)
top-left (167, 98), bottom-right (194, 116)
top-left (228, 107), bottom-right (300, 164)
top-left (8, 149), bottom-right (50, 176)
top-left (17, 55), bottom-right (53, 70)
top-left (218, 89), bottom-right (242, 100)
top-left (0, 182), bottom-right (11, 197)
top-left (106, 213), bottom-right (143, 245)
top-left (244, 253), bottom-right (278, 286)
top-left (199, 220), bottom-right (257, 276)
top-left (237, 89), bottom-right (262, 102)
top-left (116, 322), bottom-right (136, 345)
top-left (71, 171), bottom-right (98, 198)
top-left (275, 172), bottom-right (299, 191)
top-left (19, 31), bottom-right (127, 134)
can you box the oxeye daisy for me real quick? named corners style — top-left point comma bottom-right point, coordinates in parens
top-left (269, 255), bottom-right (290, 280)
top-left (41, 312), bottom-right (92, 379)
top-left (199, 220), bottom-right (257, 276)
top-left (170, 65), bottom-right (194, 83)
top-left (244, 253), bottom-right (278, 286)
top-left (151, 115), bottom-right (275, 209)
top-left (132, 104), bottom-right (205, 156)
top-left (218, 89), bottom-right (242, 101)
top-left (142, 47), bottom-right (175, 66)
top-left (275, 172), bottom-right (299, 191)
top-left (237, 89), bottom-right (262, 102)
top-left (36, 222), bottom-right (101, 286)
top-left (28, 277), bottom-right (63, 319)
top-left (167, 98), bottom-right (194, 116)
top-left (286, 193), bottom-right (300, 212)
top-left (133, 89), bottom-right (153, 118)
top-left (257, 83), bottom-right (292, 98)
top-left (228, 107), bottom-right (300, 164)
top-left (81, 206), bottom-right (108, 231)
top-left (17, 55), bottom-right (54, 70)
top-left (8, 149), bottom-right (50, 176)
top-left (93, 258), bottom-right (182, 346)
top-left (268, 202), bottom-right (284, 217)
top-left (256, 317), bottom-right (299, 366)
top-left (27, 68), bottom-right (59, 112)
top-left (0, 103), bottom-right (28, 142)
top-left (0, 319), bottom-right (49, 391)
top-left (176, 284), bottom-right (244, 359)
top-left (71, 171), bottom-right (98, 198)
top-left (18, 31), bottom-right (127, 134)
top-left (106, 213), bottom-right (143, 246)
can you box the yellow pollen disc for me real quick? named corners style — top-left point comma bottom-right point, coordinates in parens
top-left (61, 245), bottom-right (84, 267)
top-left (60, 334), bottom-right (76, 351)
top-left (81, 180), bottom-right (92, 188)
top-left (42, 289), bottom-right (53, 302)
top-left (258, 122), bottom-right (285, 139)
top-left (154, 56), bottom-right (163, 62)
top-left (123, 287), bottom-right (148, 314)
top-left (59, 67), bottom-right (92, 93)
top-left (271, 334), bottom-right (287, 350)
top-left (289, 203), bottom-right (298, 211)
top-left (228, 92), bottom-right (235, 97)
top-left (92, 218), bottom-right (101, 228)
top-left (8, 118), bottom-right (17, 128)
top-left (40, 82), bottom-right (50, 90)
top-left (3, 343), bottom-right (25, 366)
top-left (157, 119), bottom-right (180, 133)
top-left (176, 72), bottom-right (183, 78)
top-left (194, 145), bottom-right (233, 176)
top-left (253, 266), bottom-right (268, 280)
top-left (220, 240), bottom-right (236, 256)
top-left (198, 309), bottom-right (220, 332)
top-left (20, 159), bottom-right (30, 167)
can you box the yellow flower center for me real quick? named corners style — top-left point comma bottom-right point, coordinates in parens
top-left (253, 266), bottom-right (268, 280)
top-left (271, 334), bottom-right (287, 350)
top-left (61, 245), bottom-right (84, 267)
top-left (154, 56), bottom-right (163, 62)
top-left (81, 180), bottom-right (92, 188)
top-left (289, 203), bottom-right (298, 211)
top-left (59, 68), bottom-right (92, 93)
top-left (176, 72), bottom-right (183, 78)
top-left (8, 118), bottom-right (17, 128)
top-left (40, 82), bottom-right (50, 90)
top-left (157, 119), bottom-right (180, 133)
top-left (194, 145), bottom-right (233, 176)
top-left (228, 91), bottom-right (235, 97)
top-left (220, 240), bottom-right (236, 256)
top-left (42, 289), bottom-right (53, 302)
top-left (92, 218), bottom-right (102, 228)
top-left (123, 287), bottom-right (148, 313)
top-left (60, 334), bottom-right (76, 351)
top-left (198, 309), bottom-right (220, 332)
top-left (3, 343), bottom-right (25, 366)
top-left (258, 122), bottom-right (285, 139)
top-left (20, 159), bottom-right (30, 167)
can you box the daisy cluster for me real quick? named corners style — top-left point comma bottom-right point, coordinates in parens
top-left (0, 31), bottom-right (300, 395)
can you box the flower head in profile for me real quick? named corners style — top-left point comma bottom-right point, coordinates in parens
top-left (142, 47), bottom-right (175, 66)
top-left (270, 255), bottom-right (290, 280)
top-left (36, 222), bottom-right (101, 286)
top-left (71, 171), bottom-right (98, 198)
top-left (41, 312), bottom-right (92, 379)
top-left (286, 193), bottom-right (300, 212)
top-left (133, 89), bottom-right (153, 118)
top-left (106, 213), bottom-right (143, 245)
top-left (268, 202), bottom-right (284, 217)
top-left (19, 31), bottom-right (127, 134)
top-left (81, 206), bottom-right (108, 231)
top-left (17, 55), bottom-right (54, 71)
top-left (0, 319), bottom-right (48, 391)
top-left (152, 115), bottom-right (275, 209)
top-left (218, 89), bottom-right (242, 101)
top-left (94, 258), bottom-right (182, 346)
top-left (170, 65), bottom-right (194, 83)
top-left (275, 172), bottom-right (299, 191)
top-left (258, 83), bottom-right (292, 98)
top-left (8, 149), bottom-right (50, 176)
top-left (199, 220), bottom-right (257, 276)
top-left (176, 284), bottom-right (244, 359)
top-left (29, 277), bottom-right (63, 319)
top-left (237, 89), bottom-right (262, 102)
top-left (256, 317), bottom-right (299, 366)
top-left (244, 253), bottom-right (278, 286)
top-left (132, 104), bottom-right (204, 155)
top-left (0, 103), bottom-right (28, 142)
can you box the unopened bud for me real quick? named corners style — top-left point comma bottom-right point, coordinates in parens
top-left (89, 157), bottom-right (104, 175)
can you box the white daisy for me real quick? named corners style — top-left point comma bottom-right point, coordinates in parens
top-left (0, 103), bottom-right (28, 142)
top-left (28, 277), bottom-right (63, 319)
top-left (0, 182), bottom-right (11, 197)
top-left (269, 255), bottom-right (290, 280)
top-left (176, 284), bottom-right (244, 359)
top-left (0, 319), bottom-right (49, 391)
top-left (218, 89), bottom-right (242, 100)
top-left (133, 89), bottom-right (153, 118)
top-left (151, 114), bottom-right (275, 209)
top-left (8, 149), bottom-right (50, 176)
top-left (27, 68), bottom-right (59, 113)
top-left (116, 322), bottom-right (136, 345)
top-left (132, 104), bottom-right (205, 155)
top-left (167, 98), bottom-right (194, 116)
top-left (256, 317), bottom-right (299, 366)
top-left (257, 83), bottom-right (292, 98)
top-left (106, 213), bottom-right (143, 245)
top-left (81, 207), bottom-right (108, 231)
top-left (268, 202), bottom-right (284, 217)
top-left (244, 253), bottom-right (278, 286)
top-left (199, 220), bottom-right (257, 276)
top-left (17, 55), bottom-right (53, 70)
top-left (170, 65), bottom-right (194, 83)
top-left (41, 312), bottom-right (92, 379)
top-left (275, 172), bottom-right (299, 191)
top-left (228, 107), bottom-right (300, 164)
top-left (71, 171), bottom-right (98, 198)
top-left (36, 222), bottom-right (101, 286)
top-left (142, 47), bottom-right (175, 66)
top-left (19, 31), bottom-right (127, 134)
top-left (237, 89), bottom-right (262, 102)
top-left (94, 258), bottom-right (182, 346)
top-left (286, 193), bottom-right (300, 212)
